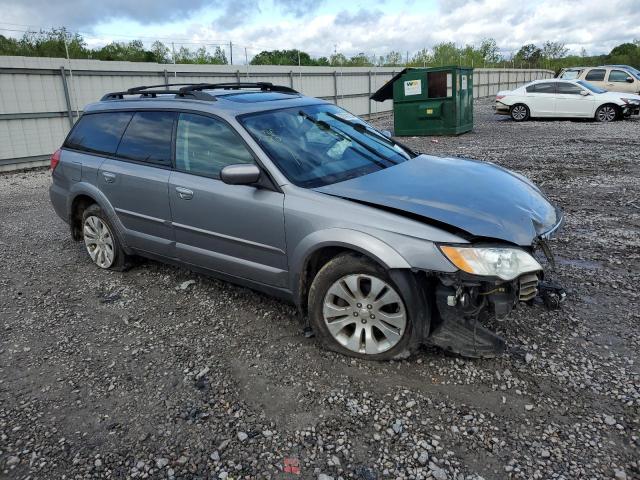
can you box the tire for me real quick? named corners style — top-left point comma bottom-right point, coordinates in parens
top-left (510, 104), bottom-right (530, 122)
top-left (594, 104), bottom-right (618, 122)
top-left (308, 253), bottom-right (418, 360)
top-left (81, 204), bottom-right (131, 271)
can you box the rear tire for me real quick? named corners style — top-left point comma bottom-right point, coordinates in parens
top-left (510, 104), bottom-right (530, 122)
top-left (595, 104), bottom-right (618, 122)
top-left (308, 253), bottom-right (418, 360)
top-left (81, 204), bottom-right (132, 271)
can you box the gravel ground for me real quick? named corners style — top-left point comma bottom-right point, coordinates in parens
top-left (1, 98), bottom-right (638, 480)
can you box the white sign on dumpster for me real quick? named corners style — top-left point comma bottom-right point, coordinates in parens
top-left (404, 79), bottom-right (422, 96)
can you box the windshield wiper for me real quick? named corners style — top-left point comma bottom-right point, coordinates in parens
top-left (298, 111), bottom-right (394, 167)
top-left (324, 112), bottom-right (417, 157)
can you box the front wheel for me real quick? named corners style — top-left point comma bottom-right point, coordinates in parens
top-left (308, 253), bottom-right (416, 360)
top-left (510, 104), bottom-right (530, 122)
top-left (595, 104), bottom-right (618, 122)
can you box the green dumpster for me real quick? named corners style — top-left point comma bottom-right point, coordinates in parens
top-left (371, 66), bottom-right (473, 136)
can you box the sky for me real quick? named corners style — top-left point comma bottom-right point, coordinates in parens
top-left (1, 0), bottom-right (639, 62)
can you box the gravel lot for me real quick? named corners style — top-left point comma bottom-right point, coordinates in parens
top-left (1, 99), bottom-right (638, 480)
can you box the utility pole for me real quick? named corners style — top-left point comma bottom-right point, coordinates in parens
top-left (171, 42), bottom-right (177, 78)
top-left (406, 50), bottom-right (408, 65)
top-left (229, 41), bottom-right (233, 65)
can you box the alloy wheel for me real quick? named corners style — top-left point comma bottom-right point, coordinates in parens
top-left (597, 105), bottom-right (616, 122)
top-left (83, 216), bottom-right (115, 269)
top-left (511, 105), bottom-right (527, 121)
top-left (322, 274), bottom-right (407, 355)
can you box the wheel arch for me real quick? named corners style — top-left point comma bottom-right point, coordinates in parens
top-left (290, 229), bottom-right (411, 313)
top-left (595, 102), bottom-right (622, 120)
top-left (67, 183), bottom-right (130, 251)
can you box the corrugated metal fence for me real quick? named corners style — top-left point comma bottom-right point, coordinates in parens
top-left (0, 56), bottom-right (553, 171)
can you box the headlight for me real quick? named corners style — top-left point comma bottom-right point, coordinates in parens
top-left (439, 246), bottom-right (542, 281)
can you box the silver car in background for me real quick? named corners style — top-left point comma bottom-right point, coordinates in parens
top-left (50, 82), bottom-right (564, 360)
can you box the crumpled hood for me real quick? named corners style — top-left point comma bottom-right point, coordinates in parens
top-left (314, 155), bottom-right (561, 246)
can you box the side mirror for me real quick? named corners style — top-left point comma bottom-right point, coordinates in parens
top-left (626, 77), bottom-right (634, 83)
top-left (580, 90), bottom-right (590, 96)
top-left (220, 164), bottom-right (261, 186)
top-left (381, 130), bottom-right (392, 138)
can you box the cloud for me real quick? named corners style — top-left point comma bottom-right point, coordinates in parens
top-left (334, 8), bottom-right (384, 26)
top-left (273, 0), bottom-right (325, 18)
top-left (0, 0), bottom-right (216, 29)
top-left (213, 1), bottom-right (260, 30)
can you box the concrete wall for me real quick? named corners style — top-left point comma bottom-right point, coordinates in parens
top-left (0, 56), bottom-right (554, 171)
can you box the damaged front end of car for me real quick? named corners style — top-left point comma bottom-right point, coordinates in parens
top-left (426, 230), bottom-right (566, 358)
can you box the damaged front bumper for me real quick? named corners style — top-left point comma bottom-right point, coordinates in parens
top-left (426, 222), bottom-right (566, 358)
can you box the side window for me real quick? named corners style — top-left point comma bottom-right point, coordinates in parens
top-left (175, 113), bottom-right (254, 178)
top-left (64, 112), bottom-right (132, 155)
top-left (525, 82), bottom-right (556, 94)
top-left (609, 70), bottom-right (632, 82)
top-left (556, 83), bottom-right (584, 95)
top-left (116, 111), bottom-right (176, 166)
top-left (585, 69), bottom-right (606, 81)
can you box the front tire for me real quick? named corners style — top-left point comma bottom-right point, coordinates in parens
top-left (595, 104), bottom-right (618, 122)
top-left (308, 253), bottom-right (416, 360)
top-left (510, 103), bottom-right (530, 122)
top-left (81, 204), bottom-right (131, 271)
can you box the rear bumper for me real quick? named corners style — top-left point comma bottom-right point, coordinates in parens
top-left (494, 102), bottom-right (510, 115)
top-left (49, 183), bottom-right (69, 224)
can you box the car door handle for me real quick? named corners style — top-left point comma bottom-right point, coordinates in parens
top-left (175, 187), bottom-right (194, 200)
top-left (102, 171), bottom-right (116, 183)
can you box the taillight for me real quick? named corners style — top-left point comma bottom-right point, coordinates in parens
top-left (50, 149), bottom-right (61, 172)
top-left (496, 95), bottom-right (505, 100)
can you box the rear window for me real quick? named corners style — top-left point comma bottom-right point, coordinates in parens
top-left (526, 82), bottom-right (556, 94)
top-left (585, 69), bottom-right (606, 81)
top-left (64, 112), bottom-right (132, 155)
top-left (116, 111), bottom-right (176, 166)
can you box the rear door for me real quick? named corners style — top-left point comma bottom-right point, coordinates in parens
top-left (583, 68), bottom-right (607, 89)
top-left (168, 112), bottom-right (288, 287)
top-left (606, 69), bottom-right (637, 93)
top-left (555, 82), bottom-right (595, 117)
top-left (98, 111), bottom-right (176, 257)
top-left (524, 82), bottom-right (556, 116)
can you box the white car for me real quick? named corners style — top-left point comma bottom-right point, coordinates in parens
top-left (495, 79), bottom-right (640, 122)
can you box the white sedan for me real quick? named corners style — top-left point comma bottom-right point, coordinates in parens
top-left (495, 79), bottom-right (640, 122)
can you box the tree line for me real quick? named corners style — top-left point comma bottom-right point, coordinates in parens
top-left (1, 28), bottom-right (638, 72)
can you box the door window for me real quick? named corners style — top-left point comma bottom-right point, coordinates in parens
top-left (64, 112), bottom-right (132, 155)
top-left (175, 113), bottom-right (254, 178)
top-left (525, 82), bottom-right (556, 93)
top-left (556, 83), bottom-right (585, 95)
top-left (116, 111), bottom-right (176, 166)
top-left (608, 70), bottom-right (632, 82)
top-left (584, 69), bottom-right (606, 81)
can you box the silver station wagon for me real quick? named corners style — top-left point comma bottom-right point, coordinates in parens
top-left (50, 82), bottom-right (564, 360)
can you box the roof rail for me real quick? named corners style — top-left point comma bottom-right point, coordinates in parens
top-left (178, 82), bottom-right (299, 94)
top-left (101, 82), bottom-right (298, 101)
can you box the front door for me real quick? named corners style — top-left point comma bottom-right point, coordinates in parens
top-left (168, 112), bottom-right (288, 287)
top-left (606, 69), bottom-right (637, 93)
top-left (98, 111), bottom-right (176, 257)
top-left (555, 82), bottom-right (595, 117)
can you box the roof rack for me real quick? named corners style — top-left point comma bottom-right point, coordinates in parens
top-left (101, 82), bottom-right (298, 101)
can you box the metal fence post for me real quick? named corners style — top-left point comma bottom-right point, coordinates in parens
top-left (289, 71), bottom-right (294, 89)
top-left (333, 70), bottom-right (338, 105)
top-left (59, 67), bottom-right (74, 128)
top-left (235, 70), bottom-right (240, 84)
top-left (368, 70), bottom-right (372, 116)
top-left (163, 69), bottom-right (169, 86)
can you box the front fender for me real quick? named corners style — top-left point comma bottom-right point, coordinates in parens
top-left (289, 228), bottom-right (411, 306)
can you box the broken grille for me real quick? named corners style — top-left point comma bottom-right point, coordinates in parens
top-left (519, 273), bottom-right (539, 301)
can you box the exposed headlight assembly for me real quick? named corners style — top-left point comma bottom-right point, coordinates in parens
top-left (439, 246), bottom-right (542, 281)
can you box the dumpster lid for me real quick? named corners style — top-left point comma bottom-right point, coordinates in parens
top-left (370, 68), bottom-right (411, 102)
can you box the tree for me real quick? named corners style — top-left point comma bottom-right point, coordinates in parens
top-left (329, 52), bottom-right (347, 66)
top-left (431, 42), bottom-right (459, 66)
top-left (383, 50), bottom-right (403, 66)
top-left (348, 52), bottom-right (373, 66)
top-left (250, 49), bottom-right (315, 66)
top-left (514, 44), bottom-right (543, 66)
top-left (479, 38), bottom-right (501, 64)
top-left (150, 41), bottom-right (170, 63)
top-left (542, 41), bottom-right (568, 60)
top-left (409, 48), bottom-right (431, 67)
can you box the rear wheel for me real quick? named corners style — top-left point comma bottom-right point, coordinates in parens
top-left (595, 104), bottom-right (618, 122)
top-left (510, 104), bottom-right (530, 122)
top-left (81, 204), bottom-right (131, 271)
top-left (308, 253), bottom-right (416, 360)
